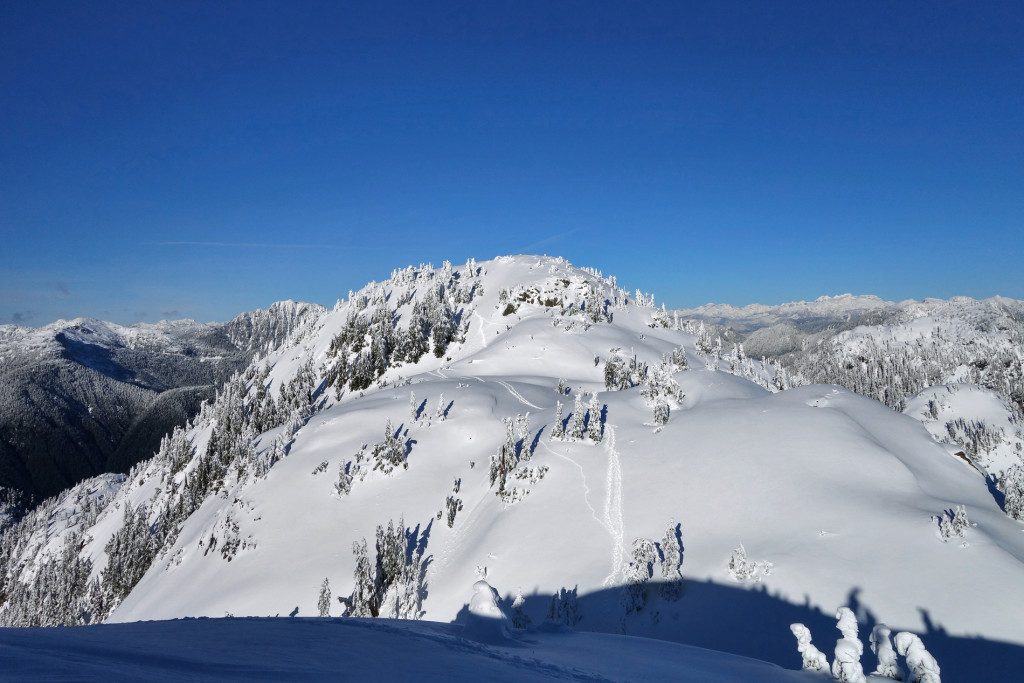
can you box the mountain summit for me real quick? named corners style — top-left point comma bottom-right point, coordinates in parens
top-left (2, 256), bottom-right (1022, 680)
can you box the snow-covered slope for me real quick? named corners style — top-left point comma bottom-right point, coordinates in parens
top-left (3, 256), bottom-right (1023, 680)
top-left (0, 616), bottom-right (809, 682)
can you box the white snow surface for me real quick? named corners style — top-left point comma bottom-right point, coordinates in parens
top-left (9, 256), bottom-right (1024, 679)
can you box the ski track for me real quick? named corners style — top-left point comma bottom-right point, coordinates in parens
top-left (434, 482), bottom-right (491, 579)
top-left (496, 380), bottom-right (543, 410)
top-left (464, 375), bottom-right (543, 411)
top-left (602, 424), bottom-right (625, 587)
top-left (472, 311), bottom-right (496, 348)
top-left (539, 440), bottom-right (606, 535)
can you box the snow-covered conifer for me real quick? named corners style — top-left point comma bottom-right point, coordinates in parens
top-left (510, 587), bottom-right (531, 629)
top-left (547, 586), bottom-right (580, 627)
top-left (586, 397), bottom-right (603, 443)
top-left (347, 539), bottom-right (376, 617)
top-left (659, 521), bottom-right (683, 600)
top-left (569, 392), bottom-right (586, 440)
top-left (832, 606), bottom-right (866, 683)
top-left (790, 623), bottom-right (829, 672)
top-left (870, 623), bottom-right (902, 680)
top-left (623, 538), bottom-right (657, 614)
top-left (551, 401), bottom-right (564, 439)
top-left (318, 578), bottom-right (331, 617)
top-left (695, 322), bottom-right (713, 355)
top-left (894, 632), bottom-right (940, 683)
top-left (653, 400), bottom-right (669, 426)
top-left (1000, 464), bottom-right (1024, 521)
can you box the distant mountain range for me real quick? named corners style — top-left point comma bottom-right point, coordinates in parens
top-left (0, 301), bottom-right (324, 502)
top-left (677, 293), bottom-right (1024, 477)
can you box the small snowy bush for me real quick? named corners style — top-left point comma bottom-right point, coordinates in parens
top-left (934, 504), bottom-right (970, 542)
top-left (727, 544), bottom-right (772, 582)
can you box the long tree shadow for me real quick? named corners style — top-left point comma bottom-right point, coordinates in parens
top-left (451, 578), bottom-right (1024, 681)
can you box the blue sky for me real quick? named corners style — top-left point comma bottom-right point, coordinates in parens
top-left (2, 1), bottom-right (1022, 325)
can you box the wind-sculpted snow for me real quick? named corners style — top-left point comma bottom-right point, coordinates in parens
top-left (2, 256), bottom-right (1024, 681)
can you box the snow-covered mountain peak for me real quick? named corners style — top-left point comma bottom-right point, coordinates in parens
top-left (3, 255), bottom-right (1023, 681)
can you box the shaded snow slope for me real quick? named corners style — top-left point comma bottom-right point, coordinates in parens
top-left (0, 617), bottom-right (808, 682)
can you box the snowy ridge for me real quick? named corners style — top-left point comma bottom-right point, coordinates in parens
top-left (2, 256), bottom-right (1023, 680)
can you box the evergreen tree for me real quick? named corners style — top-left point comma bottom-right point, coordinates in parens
top-left (870, 624), bottom-right (902, 680)
top-left (510, 587), bottom-right (532, 629)
top-left (832, 607), bottom-right (866, 683)
top-left (894, 632), bottom-right (940, 683)
top-left (318, 577), bottom-right (332, 617)
top-left (660, 521), bottom-right (683, 600)
top-left (569, 392), bottom-right (586, 440)
top-left (790, 623), bottom-right (830, 672)
top-left (653, 400), bottom-right (669, 426)
top-left (551, 401), bottom-right (564, 439)
top-left (348, 539), bottom-right (377, 617)
top-left (1000, 465), bottom-right (1024, 521)
top-left (547, 586), bottom-right (580, 627)
top-left (586, 397), bottom-right (603, 442)
top-left (623, 538), bottom-right (657, 614)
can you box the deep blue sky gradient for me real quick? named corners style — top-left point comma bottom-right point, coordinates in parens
top-left (2, 1), bottom-right (1022, 324)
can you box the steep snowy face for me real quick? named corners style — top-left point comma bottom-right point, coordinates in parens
top-left (223, 300), bottom-right (326, 353)
top-left (3, 256), bottom-right (1023, 681)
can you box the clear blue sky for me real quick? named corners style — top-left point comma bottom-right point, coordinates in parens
top-left (2, 1), bottom-right (1022, 325)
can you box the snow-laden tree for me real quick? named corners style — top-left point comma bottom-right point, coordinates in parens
top-left (653, 400), bottom-right (669, 426)
top-left (510, 587), bottom-right (531, 629)
top-left (832, 606), bottom-right (866, 683)
top-left (623, 538), bottom-right (658, 614)
top-left (551, 401), bottom-right (565, 439)
top-left (870, 623), bottom-right (902, 680)
top-left (370, 419), bottom-right (407, 474)
top-left (789, 623), bottom-right (829, 672)
top-left (695, 322), bottom-right (714, 356)
top-left (586, 397), bottom-right (603, 442)
top-left (568, 392), bottom-right (587, 440)
top-left (659, 521), bottom-right (683, 600)
top-left (1000, 464), bottom-right (1024, 521)
top-left (727, 544), bottom-right (771, 582)
top-left (936, 505), bottom-right (970, 542)
top-left (547, 586), bottom-right (581, 627)
top-left (344, 517), bottom-right (427, 620)
top-left (318, 578), bottom-right (331, 617)
top-left (894, 632), bottom-right (940, 683)
top-left (347, 539), bottom-right (377, 617)
top-left (489, 418), bottom-right (517, 495)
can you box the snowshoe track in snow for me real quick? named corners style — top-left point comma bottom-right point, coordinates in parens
top-left (602, 424), bottom-right (625, 586)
